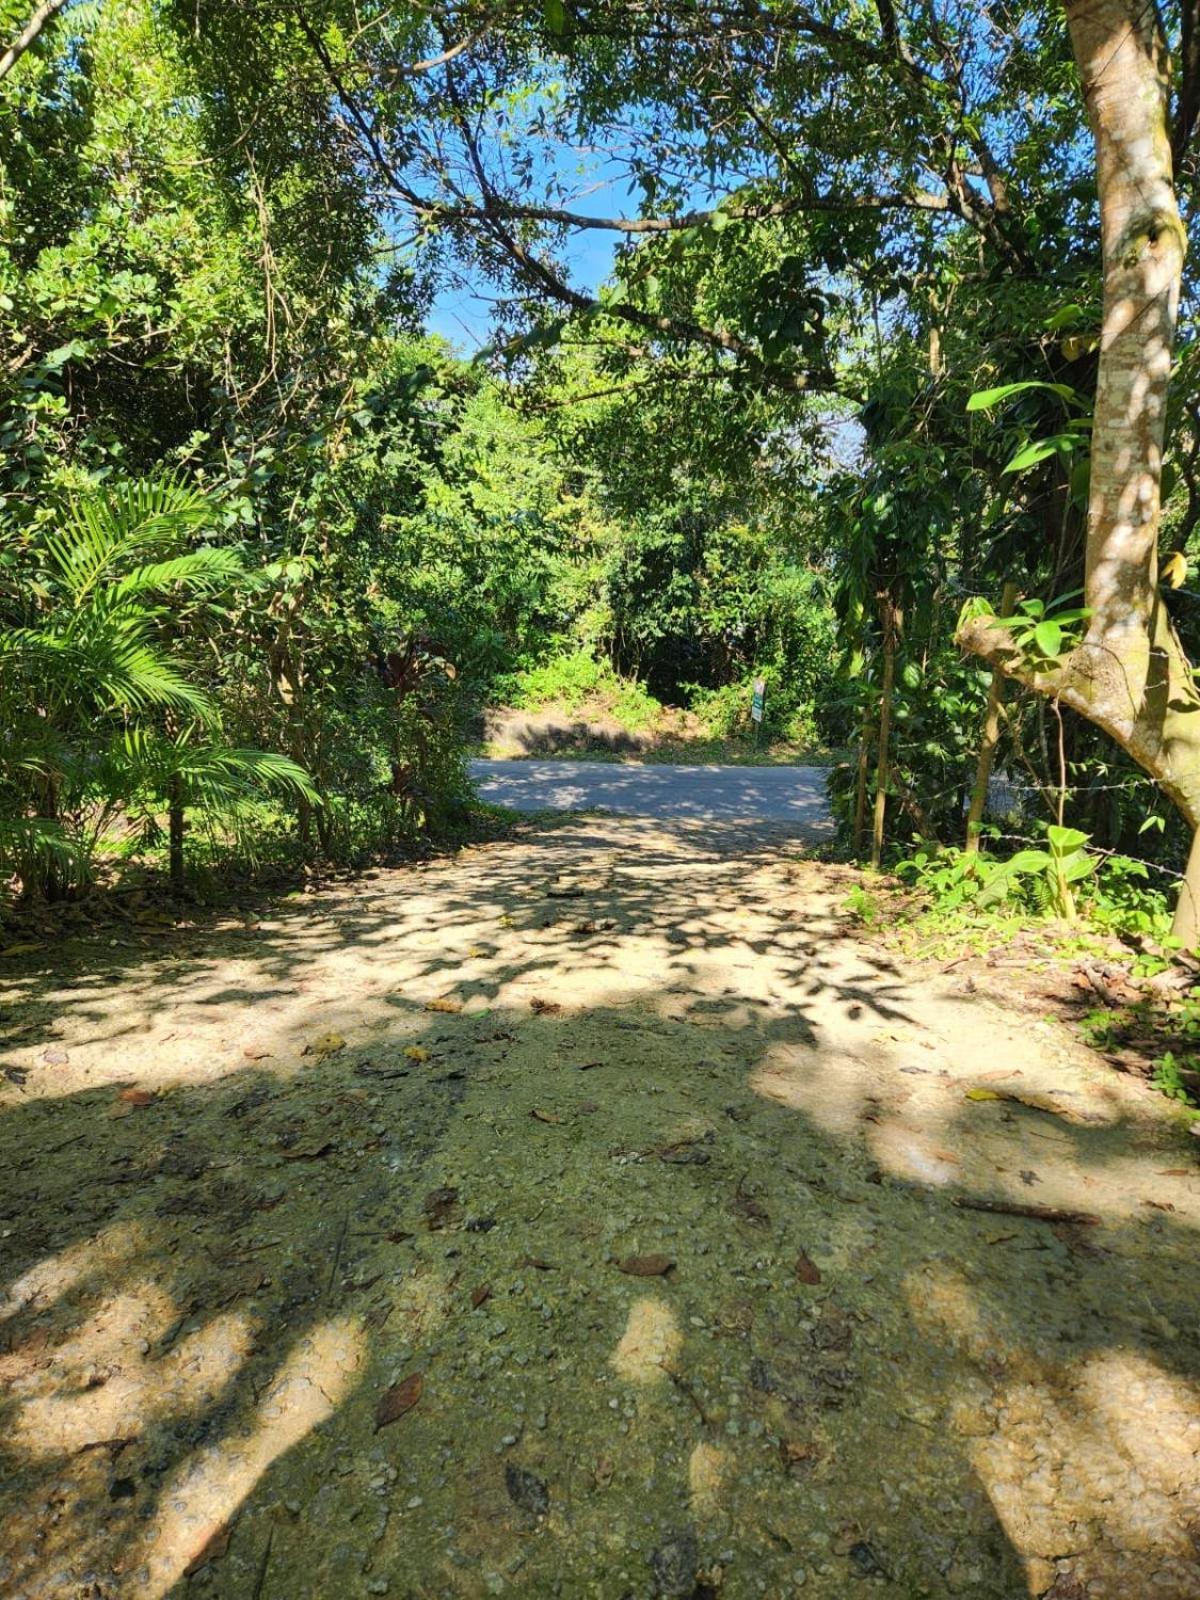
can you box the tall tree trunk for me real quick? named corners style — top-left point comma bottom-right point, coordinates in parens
top-left (871, 592), bottom-right (899, 869)
top-left (965, 582), bottom-right (1018, 852)
top-left (852, 700), bottom-right (872, 852)
top-left (960, 0), bottom-right (1200, 939)
top-left (168, 774), bottom-right (185, 894)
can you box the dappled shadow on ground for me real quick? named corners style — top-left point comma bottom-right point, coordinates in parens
top-left (469, 760), bottom-right (834, 827)
top-left (1, 816), bottom-right (1198, 1598)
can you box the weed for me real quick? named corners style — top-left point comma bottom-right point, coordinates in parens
top-left (1151, 1051), bottom-right (1200, 1107)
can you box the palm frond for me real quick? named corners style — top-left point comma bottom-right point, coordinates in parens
top-left (0, 817), bottom-right (86, 879)
top-left (48, 473), bottom-right (216, 603)
top-left (177, 747), bottom-right (320, 807)
top-left (108, 546), bottom-right (244, 601)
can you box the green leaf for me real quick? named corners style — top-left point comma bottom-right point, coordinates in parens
top-left (1005, 850), bottom-right (1052, 874)
top-left (1047, 825), bottom-right (1089, 853)
top-left (1033, 619), bottom-right (1063, 657)
top-left (1062, 854), bottom-right (1097, 882)
top-left (543, 0), bottom-right (566, 33)
top-left (1044, 304), bottom-right (1085, 332)
top-left (966, 380), bottom-right (1082, 412)
top-left (1002, 434), bottom-right (1084, 474)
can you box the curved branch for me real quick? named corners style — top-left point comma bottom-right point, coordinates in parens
top-left (0, 0), bottom-right (69, 84)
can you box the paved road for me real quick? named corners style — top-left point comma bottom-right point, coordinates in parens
top-left (469, 757), bottom-right (833, 831)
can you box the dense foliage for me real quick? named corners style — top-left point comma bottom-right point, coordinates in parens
top-left (5, 0), bottom-right (1200, 952)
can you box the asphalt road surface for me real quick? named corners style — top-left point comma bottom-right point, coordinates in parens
top-left (469, 757), bottom-right (833, 832)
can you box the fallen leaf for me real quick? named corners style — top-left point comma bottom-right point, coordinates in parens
top-left (793, 1251), bottom-right (822, 1285)
top-left (280, 1140), bottom-right (334, 1161)
top-left (471, 1284), bottom-right (492, 1309)
top-left (965, 1088), bottom-right (1003, 1102)
top-left (618, 1253), bottom-right (675, 1277)
top-left (183, 1521), bottom-right (236, 1578)
top-left (375, 1372), bottom-right (423, 1431)
top-left (521, 1255), bottom-right (554, 1271)
top-left (594, 1456), bottom-right (614, 1488)
top-left (303, 1032), bottom-right (346, 1058)
top-left (404, 1045), bottom-right (430, 1063)
top-left (422, 1186), bottom-right (459, 1228)
top-left (242, 1046), bottom-right (272, 1061)
top-left (530, 997), bottom-right (562, 1016)
top-left (0, 942), bottom-right (41, 958)
top-left (425, 997), bottom-right (463, 1014)
top-left (41, 1046), bottom-right (69, 1066)
top-left (1156, 1168), bottom-right (1194, 1176)
top-left (530, 1107), bottom-right (562, 1125)
top-left (118, 1087), bottom-right (154, 1107)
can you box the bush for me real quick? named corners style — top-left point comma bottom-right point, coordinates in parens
top-left (495, 647), bottom-right (663, 729)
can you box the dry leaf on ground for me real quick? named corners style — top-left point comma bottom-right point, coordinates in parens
top-left (618, 1253), bottom-right (675, 1277)
top-left (375, 1372), bottom-right (423, 1431)
top-left (303, 1032), bottom-right (346, 1058)
top-left (794, 1250), bottom-right (822, 1285)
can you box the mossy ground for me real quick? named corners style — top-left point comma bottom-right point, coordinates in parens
top-left (1, 818), bottom-right (1198, 1598)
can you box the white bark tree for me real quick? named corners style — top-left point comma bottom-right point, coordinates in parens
top-left (960, 0), bottom-right (1200, 942)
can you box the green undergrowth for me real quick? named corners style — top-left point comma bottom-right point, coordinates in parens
top-left (483, 648), bottom-right (835, 764)
top-left (492, 649), bottom-right (663, 730)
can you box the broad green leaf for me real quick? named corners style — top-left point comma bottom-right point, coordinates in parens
top-left (1006, 850), bottom-right (1052, 874)
top-left (1062, 854), bottom-right (1098, 882)
top-left (1047, 825), bottom-right (1089, 852)
top-left (1033, 619), bottom-right (1063, 657)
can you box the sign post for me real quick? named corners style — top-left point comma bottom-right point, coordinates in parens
top-left (750, 678), bottom-right (765, 747)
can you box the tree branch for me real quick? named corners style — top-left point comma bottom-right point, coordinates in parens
top-left (0, 0), bottom-right (69, 84)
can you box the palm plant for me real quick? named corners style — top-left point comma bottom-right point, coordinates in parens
top-left (0, 475), bottom-right (316, 900)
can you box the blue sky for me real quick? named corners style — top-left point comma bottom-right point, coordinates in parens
top-left (425, 220), bottom-right (619, 350)
top-left (420, 137), bottom-right (655, 350)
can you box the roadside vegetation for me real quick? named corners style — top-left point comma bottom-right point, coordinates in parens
top-left (4, 0), bottom-right (1200, 1102)
top-left (8, 6), bottom-right (1200, 1596)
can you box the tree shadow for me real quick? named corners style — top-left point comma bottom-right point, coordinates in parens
top-left (0, 816), bottom-right (1197, 1598)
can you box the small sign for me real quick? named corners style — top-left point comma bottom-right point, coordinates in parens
top-left (750, 678), bottom-right (766, 723)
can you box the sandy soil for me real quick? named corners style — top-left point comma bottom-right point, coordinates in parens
top-left (1, 816), bottom-right (1198, 1600)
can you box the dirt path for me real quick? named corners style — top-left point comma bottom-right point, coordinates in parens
top-left (1, 818), bottom-right (1198, 1600)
